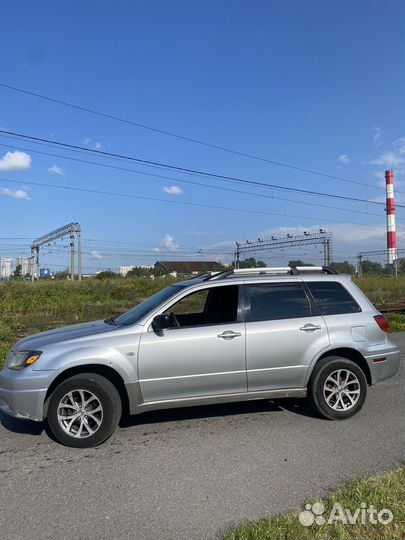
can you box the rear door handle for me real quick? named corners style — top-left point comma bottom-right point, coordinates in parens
top-left (300, 323), bottom-right (322, 332)
top-left (217, 330), bottom-right (241, 339)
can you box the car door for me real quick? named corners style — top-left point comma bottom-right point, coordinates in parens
top-left (245, 281), bottom-right (329, 391)
top-left (138, 284), bottom-right (247, 402)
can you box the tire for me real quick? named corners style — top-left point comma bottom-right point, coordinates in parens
top-left (309, 356), bottom-right (367, 420)
top-left (47, 373), bottom-right (122, 448)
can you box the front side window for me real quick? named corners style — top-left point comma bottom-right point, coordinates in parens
top-left (113, 285), bottom-right (185, 326)
top-left (306, 281), bottom-right (361, 315)
top-left (163, 285), bottom-right (239, 327)
top-left (247, 282), bottom-right (310, 322)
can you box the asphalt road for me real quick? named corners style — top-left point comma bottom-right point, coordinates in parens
top-left (0, 333), bottom-right (404, 540)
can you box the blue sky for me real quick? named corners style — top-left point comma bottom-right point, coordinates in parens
top-left (0, 0), bottom-right (404, 272)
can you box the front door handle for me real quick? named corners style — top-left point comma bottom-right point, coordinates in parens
top-left (217, 330), bottom-right (242, 339)
top-left (300, 323), bottom-right (322, 332)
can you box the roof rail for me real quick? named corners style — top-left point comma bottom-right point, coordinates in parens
top-left (295, 266), bottom-right (338, 275)
top-left (203, 265), bottom-right (338, 281)
top-left (203, 269), bottom-right (234, 281)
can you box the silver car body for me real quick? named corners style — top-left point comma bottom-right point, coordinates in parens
top-left (0, 270), bottom-right (400, 422)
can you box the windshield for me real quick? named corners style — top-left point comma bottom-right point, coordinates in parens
top-left (111, 285), bottom-right (184, 326)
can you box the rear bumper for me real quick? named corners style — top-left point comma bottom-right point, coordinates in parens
top-left (0, 368), bottom-right (53, 421)
top-left (362, 341), bottom-right (401, 385)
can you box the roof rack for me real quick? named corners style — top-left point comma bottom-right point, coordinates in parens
top-left (203, 266), bottom-right (338, 281)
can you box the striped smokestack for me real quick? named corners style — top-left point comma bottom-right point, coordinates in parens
top-left (385, 170), bottom-right (397, 265)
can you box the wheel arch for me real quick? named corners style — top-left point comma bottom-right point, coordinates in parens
top-left (308, 347), bottom-right (372, 386)
top-left (43, 364), bottom-right (130, 419)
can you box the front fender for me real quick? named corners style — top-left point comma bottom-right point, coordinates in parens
top-left (33, 344), bottom-right (138, 383)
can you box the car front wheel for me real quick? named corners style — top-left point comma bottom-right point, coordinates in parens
top-left (309, 357), bottom-right (367, 420)
top-left (47, 373), bottom-right (122, 448)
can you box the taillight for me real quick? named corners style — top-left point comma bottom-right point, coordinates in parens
top-left (373, 315), bottom-right (390, 333)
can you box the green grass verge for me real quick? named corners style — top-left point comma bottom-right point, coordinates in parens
top-left (223, 467), bottom-right (405, 540)
top-left (386, 312), bottom-right (405, 332)
top-left (353, 276), bottom-right (404, 306)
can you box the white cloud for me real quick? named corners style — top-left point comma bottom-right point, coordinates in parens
top-left (372, 170), bottom-right (386, 187)
top-left (161, 233), bottom-right (179, 251)
top-left (0, 151), bottom-right (31, 171)
top-left (0, 187), bottom-right (30, 200)
top-left (338, 154), bottom-right (350, 165)
top-left (373, 126), bottom-right (382, 147)
top-left (47, 165), bottom-right (65, 176)
top-left (370, 151), bottom-right (403, 168)
top-left (370, 138), bottom-right (405, 168)
top-left (90, 250), bottom-right (103, 260)
top-left (84, 138), bottom-right (103, 150)
top-left (162, 185), bottom-right (183, 196)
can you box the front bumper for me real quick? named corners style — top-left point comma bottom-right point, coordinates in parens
top-left (0, 368), bottom-right (54, 421)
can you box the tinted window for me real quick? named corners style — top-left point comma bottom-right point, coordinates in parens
top-left (307, 282), bottom-right (361, 315)
top-left (247, 283), bottom-right (310, 322)
top-left (164, 285), bottom-right (239, 327)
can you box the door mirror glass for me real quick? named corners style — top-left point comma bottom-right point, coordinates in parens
top-left (152, 314), bottom-right (173, 332)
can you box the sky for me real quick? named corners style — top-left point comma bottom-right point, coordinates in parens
top-left (0, 0), bottom-right (404, 273)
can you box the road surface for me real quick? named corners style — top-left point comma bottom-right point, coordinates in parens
top-left (0, 333), bottom-right (404, 539)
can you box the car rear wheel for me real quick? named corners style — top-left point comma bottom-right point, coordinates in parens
top-left (309, 357), bottom-right (367, 420)
top-left (47, 373), bottom-right (122, 448)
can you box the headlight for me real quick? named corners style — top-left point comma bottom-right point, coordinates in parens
top-left (6, 350), bottom-right (42, 370)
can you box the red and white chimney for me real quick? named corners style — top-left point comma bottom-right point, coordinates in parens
top-left (385, 170), bottom-right (397, 265)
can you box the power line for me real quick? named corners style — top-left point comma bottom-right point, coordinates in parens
top-left (0, 142), bottom-right (398, 220)
top-left (0, 81), bottom-right (396, 193)
top-left (2, 129), bottom-right (403, 208)
top-left (0, 175), bottom-right (388, 227)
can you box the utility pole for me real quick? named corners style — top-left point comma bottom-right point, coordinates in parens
top-left (70, 223), bottom-right (75, 281)
top-left (36, 246), bottom-right (40, 280)
top-left (234, 242), bottom-right (240, 269)
top-left (30, 255), bottom-right (35, 282)
top-left (357, 255), bottom-right (362, 277)
top-left (77, 223), bottom-right (82, 281)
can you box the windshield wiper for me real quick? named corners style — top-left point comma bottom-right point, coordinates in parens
top-left (104, 317), bottom-right (117, 326)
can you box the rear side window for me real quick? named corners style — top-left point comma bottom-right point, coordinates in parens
top-left (247, 283), bottom-right (311, 322)
top-left (307, 281), bottom-right (361, 315)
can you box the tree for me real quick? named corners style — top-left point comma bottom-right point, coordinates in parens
top-left (288, 259), bottom-right (305, 267)
top-left (396, 258), bottom-right (405, 274)
top-left (233, 257), bottom-right (266, 268)
top-left (95, 270), bottom-right (119, 279)
top-left (126, 267), bottom-right (153, 278)
top-left (359, 260), bottom-right (386, 275)
top-left (53, 269), bottom-right (70, 280)
top-left (13, 264), bottom-right (22, 278)
top-left (329, 261), bottom-right (355, 274)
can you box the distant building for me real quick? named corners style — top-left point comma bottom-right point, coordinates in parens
top-left (17, 257), bottom-right (34, 277)
top-left (118, 265), bottom-right (135, 277)
top-left (154, 261), bottom-right (225, 275)
top-left (0, 257), bottom-right (13, 278)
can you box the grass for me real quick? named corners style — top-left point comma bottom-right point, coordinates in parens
top-left (0, 276), bottom-right (404, 369)
top-left (223, 467), bottom-right (405, 540)
top-left (387, 312), bottom-right (405, 332)
top-left (354, 276), bottom-right (405, 306)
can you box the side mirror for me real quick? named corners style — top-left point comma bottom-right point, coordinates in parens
top-left (152, 314), bottom-right (173, 332)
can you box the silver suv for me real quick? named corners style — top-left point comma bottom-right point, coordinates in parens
top-left (0, 266), bottom-right (400, 448)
